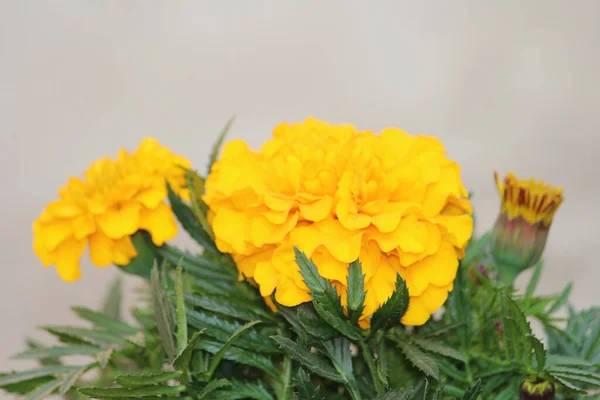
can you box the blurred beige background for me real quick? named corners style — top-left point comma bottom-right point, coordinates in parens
top-left (1, 0), bottom-right (599, 380)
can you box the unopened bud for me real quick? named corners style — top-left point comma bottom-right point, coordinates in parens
top-left (520, 377), bottom-right (555, 399)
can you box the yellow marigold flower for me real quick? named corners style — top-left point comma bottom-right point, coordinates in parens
top-left (33, 138), bottom-right (190, 282)
top-left (204, 118), bottom-right (473, 326)
top-left (491, 172), bottom-right (564, 283)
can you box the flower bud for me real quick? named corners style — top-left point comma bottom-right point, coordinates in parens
top-left (490, 172), bottom-right (563, 284)
top-left (468, 263), bottom-right (489, 284)
top-left (520, 377), bottom-right (555, 399)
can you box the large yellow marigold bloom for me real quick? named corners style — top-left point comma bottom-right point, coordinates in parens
top-left (204, 118), bottom-right (473, 326)
top-left (33, 138), bottom-right (190, 282)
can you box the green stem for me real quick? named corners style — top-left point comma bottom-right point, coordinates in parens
top-left (360, 340), bottom-right (385, 396)
top-left (498, 262), bottom-right (521, 286)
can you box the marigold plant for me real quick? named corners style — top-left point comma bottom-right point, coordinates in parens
top-left (4, 118), bottom-right (599, 400)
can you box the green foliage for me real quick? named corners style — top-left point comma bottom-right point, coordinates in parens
top-left (6, 139), bottom-right (600, 399)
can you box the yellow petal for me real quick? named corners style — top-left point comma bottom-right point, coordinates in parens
top-left (299, 196), bottom-right (333, 222)
top-left (112, 236), bottom-right (138, 265)
top-left (401, 297), bottom-right (431, 326)
top-left (419, 284), bottom-right (451, 313)
top-left (46, 200), bottom-right (82, 218)
top-left (312, 248), bottom-right (348, 283)
top-left (38, 219), bottom-right (73, 251)
top-left (363, 258), bottom-right (396, 317)
top-left (97, 203), bottom-right (141, 239)
top-left (32, 221), bottom-right (53, 266)
top-left (89, 231), bottom-right (114, 267)
top-left (434, 214), bottom-right (473, 249)
top-left (72, 214), bottom-right (96, 239)
top-left (139, 202), bottom-right (178, 246)
top-left (274, 277), bottom-right (312, 307)
top-left (52, 237), bottom-right (86, 282)
top-left (251, 212), bottom-right (299, 247)
top-left (367, 215), bottom-right (427, 254)
top-left (254, 260), bottom-right (278, 296)
top-left (406, 241), bottom-right (458, 296)
top-left (234, 246), bottom-right (276, 280)
top-left (135, 187), bottom-right (167, 209)
top-left (211, 208), bottom-right (253, 254)
top-left (397, 222), bottom-right (441, 266)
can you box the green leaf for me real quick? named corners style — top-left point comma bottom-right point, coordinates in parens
top-left (370, 274), bottom-right (409, 335)
top-left (58, 367), bottom-right (87, 396)
top-left (214, 380), bottom-right (274, 400)
top-left (397, 341), bottom-right (439, 379)
top-left (294, 249), bottom-right (363, 341)
top-left (12, 345), bottom-right (101, 360)
top-left (25, 378), bottom-right (62, 400)
top-left (376, 340), bottom-right (389, 388)
top-left (185, 168), bottom-right (214, 238)
top-left (206, 320), bottom-right (262, 379)
top-left (187, 309), bottom-right (278, 354)
top-left (547, 282), bottom-right (572, 314)
top-left (346, 260), bottom-right (366, 324)
top-left (322, 337), bottom-right (361, 400)
top-left (208, 116), bottom-right (235, 174)
top-left (529, 334), bottom-right (546, 372)
top-left (115, 371), bottom-right (183, 387)
top-left (197, 340), bottom-right (279, 379)
top-left (294, 368), bottom-right (326, 400)
top-left (186, 293), bottom-right (273, 323)
top-left (96, 348), bottom-right (113, 369)
top-left (270, 336), bottom-right (343, 383)
top-left (197, 379), bottom-right (231, 399)
top-left (475, 365), bottom-right (518, 379)
top-left (447, 268), bottom-right (472, 349)
top-left (524, 261), bottom-right (543, 301)
top-left (411, 337), bottom-right (466, 362)
top-left (372, 389), bottom-right (412, 400)
top-left (297, 305), bottom-right (338, 340)
top-left (102, 276), bottom-right (123, 320)
top-left (119, 231), bottom-right (156, 279)
top-left (551, 375), bottom-right (587, 394)
top-left (78, 384), bottom-right (186, 398)
top-left (0, 375), bottom-right (54, 395)
top-left (460, 379), bottom-right (483, 400)
top-left (157, 244), bottom-right (237, 282)
top-left (0, 366), bottom-right (83, 386)
top-left (173, 329), bottom-right (204, 371)
top-left (167, 182), bottom-right (219, 254)
top-left (41, 326), bottom-right (127, 346)
top-left (151, 263), bottom-right (176, 362)
top-left (174, 263), bottom-right (188, 354)
top-left (71, 306), bottom-right (138, 336)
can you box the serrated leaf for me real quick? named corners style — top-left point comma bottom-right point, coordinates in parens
top-left (96, 348), bottom-right (113, 369)
top-left (448, 268), bottom-right (472, 348)
top-left (322, 337), bottom-right (360, 399)
top-left (551, 375), bottom-right (587, 394)
top-left (546, 355), bottom-right (596, 368)
top-left (411, 337), bottom-right (466, 362)
top-left (185, 168), bottom-right (214, 238)
top-left (297, 305), bottom-right (338, 340)
top-left (206, 320), bottom-right (262, 379)
top-left (25, 378), bottom-right (61, 400)
top-left (397, 341), bottom-right (439, 379)
top-left (157, 244), bottom-right (237, 282)
top-left (115, 370), bottom-right (183, 387)
top-left (294, 368), bottom-right (326, 400)
top-left (71, 306), bottom-right (138, 336)
top-left (460, 379), bottom-right (483, 400)
top-left (547, 282), bottom-right (572, 314)
top-left (207, 116), bottom-right (235, 174)
top-left (0, 375), bottom-right (54, 395)
top-left (529, 334), bottom-right (546, 372)
top-left (294, 249), bottom-right (363, 341)
top-left (78, 384), bottom-right (186, 398)
top-left (174, 263), bottom-right (188, 354)
top-left (0, 366), bottom-right (83, 386)
top-left (197, 340), bottom-right (279, 378)
top-left (187, 309), bottom-right (278, 354)
top-left (173, 329), bottom-right (204, 372)
top-left (346, 260), bottom-right (366, 324)
top-left (377, 339), bottom-right (389, 388)
top-left (167, 182), bottom-right (219, 254)
top-left (186, 293), bottom-right (273, 323)
top-left (151, 263), bottom-right (176, 362)
top-left (102, 276), bottom-right (123, 320)
top-left (274, 302), bottom-right (306, 336)
top-left (370, 274), bottom-right (409, 335)
top-left (12, 345), bottom-right (102, 360)
top-left (197, 379), bottom-right (231, 399)
top-left (270, 336), bottom-right (343, 383)
top-left (213, 379), bottom-right (274, 400)
top-left (42, 326), bottom-right (128, 346)
top-left (58, 366), bottom-right (87, 396)
top-left (475, 365), bottom-right (518, 379)
top-left (373, 388), bottom-right (412, 400)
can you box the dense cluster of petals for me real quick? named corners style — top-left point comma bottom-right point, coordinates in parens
top-left (33, 138), bottom-right (190, 281)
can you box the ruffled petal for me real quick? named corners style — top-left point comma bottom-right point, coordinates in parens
top-left (139, 202), bottom-right (178, 246)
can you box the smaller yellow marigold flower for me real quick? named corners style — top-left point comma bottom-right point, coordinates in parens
top-left (491, 172), bottom-right (564, 283)
top-left (33, 138), bottom-right (190, 282)
top-left (204, 118), bottom-right (473, 326)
